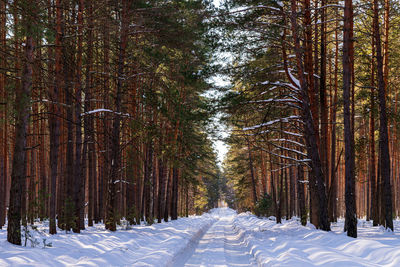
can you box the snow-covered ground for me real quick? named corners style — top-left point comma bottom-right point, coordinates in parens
top-left (234, 212), bottom-right (400, 266)
top-left (3, 208), bottom-right (400, 266)
top-left (173, 208), bottom-right (256, 266)
top-left (0, 214), bottom-right (216, 266)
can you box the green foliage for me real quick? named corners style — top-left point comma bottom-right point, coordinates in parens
top-left (60, 197), bottom-right (76, 233)
top-left (126, 206), bottom-right (137, 226)
top-left (254, 194), bottom-right (274, 217)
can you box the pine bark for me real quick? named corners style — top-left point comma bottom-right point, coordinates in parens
top-left (297, 164), bottom-right (306, 226)
top-left (73, 0), bottom-right (84, 233)
top-left (145, 143), bottom-right (154, 223)
top-left (290, 0), bottom-right (330, 231)
top-left (374, 0), bottom-right (393, 231)
top-left (247, 140), bottom-right (258, 205)
top-left (303, 0), bottom-right (319, 228)
top-left (320, 0), bottom-right (329, 200)
top-left (329, 23), bottom-right (339, 222)
top-left (49, 0), bottom-right (63, 235)
top-left (171, 167), bottom-right (179, 220)
top-left (105, 0), bottom-right (129, 231)
top-left (0, 0), bottom-right (6, 229)
top-left (370, 4), bottom-right (378, 224)
top-left (343, 0), bottom-right (357, 238)
top-left (158, 156), bottom-right (167, 223)
top-left (8, 10), bottom-right (34, 244)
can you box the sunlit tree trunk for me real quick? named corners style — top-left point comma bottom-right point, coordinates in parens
top-left (289, 0), bottom-right (330, 231)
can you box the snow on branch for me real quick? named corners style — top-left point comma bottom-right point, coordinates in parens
top-left (242, 115), bottom-right (300, 131)
top-left (272, 145), bottom-right (308, 157)
top-left (40, 99), bottom-right (71, 108)
top-left (262, 148), bottom-right (310, 164)
top-left (247, 98), bottom-right (301, 104)
top-left (269, 138), bottom-right (305, 147)
top-left (270, 163), bottom-right (300, 173)
top-left (282, 130), bottom-right (303, 138)
top-left (271, 81), bottom-right (299, 92)
top-left (287, 68), bottom-right (300, 88)
top-left (313, 4), bottom-right (345, 11)
top-left (82, 109), bottom-right (131, 117)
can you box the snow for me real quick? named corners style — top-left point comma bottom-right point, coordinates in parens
top-left (243, 116), bottom-right (300, 131)
top-left (0, 214), bottom-right (216, 267)
top-left (248, 98), bottom-right (300, 104)
top-left (287, 68), bottom-right (300, 88)
top-left (269, 138), bottom-right (305, 147)
top-left (255, 5), bottom-right (281, 12)
top-left (3, 208), bottom-right (400, 266)
top-left (173, 208), bottom-right (256, 266)
top-left (233, 212), bottom-right (400, 267)
top-left (81, 109), bottom-right (130, 117)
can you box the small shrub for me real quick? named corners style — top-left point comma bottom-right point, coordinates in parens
top-left (254, 193), bottom-right (274, 217)
top-left (42, 238), bottom-right (52, 248)
top-left (23, 225), bottom-right (40, 247)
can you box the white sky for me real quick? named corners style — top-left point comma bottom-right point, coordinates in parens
top-left (209, 0), bottom-right (231, 166)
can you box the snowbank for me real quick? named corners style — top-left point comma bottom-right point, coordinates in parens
top-left (0, 214), bottom-right (216, 267)
top-left (4, 208), bottom-right (400, 267)
top-left (233, 212), bottom-right (400, 267)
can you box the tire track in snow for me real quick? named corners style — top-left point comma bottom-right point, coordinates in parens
top-left (168, 218), bottom-right (217, 267)
top-left (173, 213), bottom-right (257, 267)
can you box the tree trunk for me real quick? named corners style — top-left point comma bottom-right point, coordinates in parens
top-left (289, 166), bottom-right (295, 218)
top-left (303, 0), bottom-right (319, 228)
top-left (73, 0), bottom-right (84, 233)
top-left (289, 0), bottom-right (330, 231)
top-left (158, 156), bottom-right (167, 223)
top-left (105, 0), bottom-right (129, 231)
top-left (320, 0), bottom-right (329, 200)
top-left (164, 168), bottom-right (172, 222)
top-left (65, 42), bottom-right (74, 232)
top-left (145, 143), bottom-right (154, 223)
top-left (270, 158), bottom-right (279, 223)
top-left (247, 140), bottom-right (258, 205)
top-left (329, 23), bottom-right (339, 223)
top-left (297, 164), bottom-right (306, 226)
top-left (8, 15), bottom-right (34, 244)
top-left (39, 107), bottom-right (47, 221)
top-left (0, 0), bottom-right (6, 229)
top-left (343, 0), bottom-right (357, 238)
top-left (49, 0), bottom-right (63, 235)
top-left (370, 3), bottom-right (378, 225)
top-left (374, 0), bottom-right (393, 231)
top-left (171, 167), bottom-right (179, 220)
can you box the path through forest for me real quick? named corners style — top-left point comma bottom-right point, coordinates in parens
top-left (4, 207), bottom-right (400, 266)
top-left (174, 208), bottom-right (256, 266)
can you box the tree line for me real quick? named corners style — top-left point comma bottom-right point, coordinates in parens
top-left (0, 0), bottom-right (222, 245)
top-left (221, 0), bottom-right (400, 238)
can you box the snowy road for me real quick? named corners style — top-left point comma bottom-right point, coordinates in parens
top-left (5, 208), bottom-right (400, 266)
top-left (174, 209), bottom-right (257, 267)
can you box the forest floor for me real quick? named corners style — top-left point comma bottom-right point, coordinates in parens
top-left (2, 208), bottom-right (400, 266)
